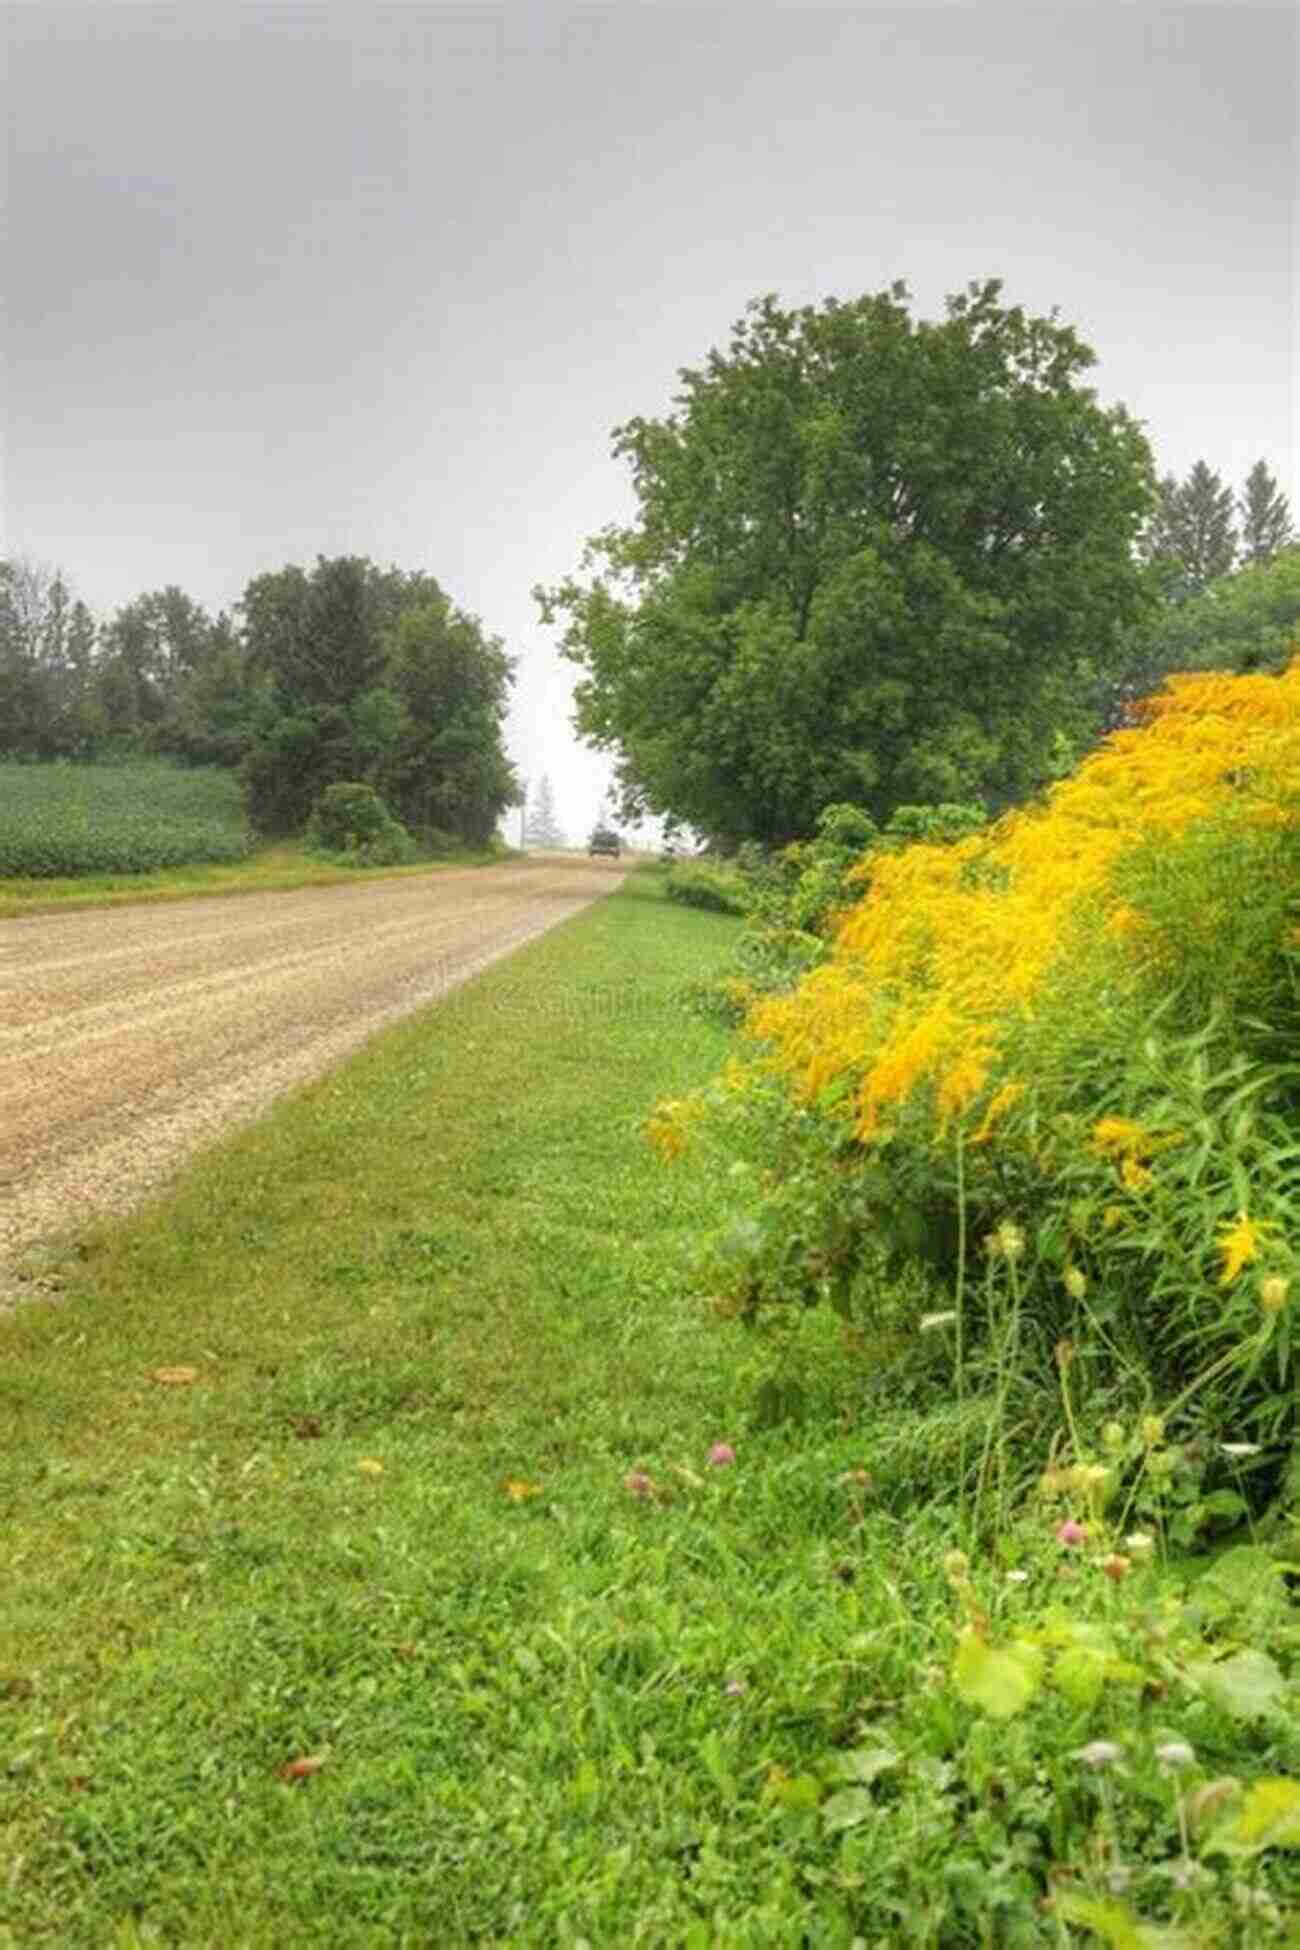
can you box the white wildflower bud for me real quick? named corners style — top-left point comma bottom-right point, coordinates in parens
top-left (1074, 1741), bottom-right (1121, 1770)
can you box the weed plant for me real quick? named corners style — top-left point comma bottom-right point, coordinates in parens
top-left (653, 663), bottom-right (1300, 1506)
top-left (664, 860), bottom-right (752, 915)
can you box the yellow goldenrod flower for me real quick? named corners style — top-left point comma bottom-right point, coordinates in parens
top-left (1120, 1156), bottom-right (1154, 1193)
top-left (935, 1043), bottom-right (991, 1130)
top-left (1217, 1210), bottom-right (1273, 1286)
top-left (737, 657), bottom-right (1300, 1164)
top-left (971, 1079), bottom-right (1024, 1146)
top-left (1092, 1116), bottom-right (1154, 1161)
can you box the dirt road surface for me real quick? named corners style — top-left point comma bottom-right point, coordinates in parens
top-left (0, 858), bottom-right (622, 1303)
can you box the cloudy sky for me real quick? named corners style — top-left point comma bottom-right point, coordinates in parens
top-left (5, 0), bottom-right (1296, 839)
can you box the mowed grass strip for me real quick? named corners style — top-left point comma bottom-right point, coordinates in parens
top-left (0, 872), bottom-right (926, 1948)
top-left (0, 838), bottom-right (512, 918)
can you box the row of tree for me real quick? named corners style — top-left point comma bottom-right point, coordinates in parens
top-left (1140, 458), bottom-right (1293, 599)
top-left (0, 554), bottom-right (521, 846)
top-left (540, 278), bottom-right (1296, 848)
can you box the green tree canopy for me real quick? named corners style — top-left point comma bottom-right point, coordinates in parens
top-left (1117, 542), bottom-right (1300, 702)
top-left (239, 556), bottom-right (520, 841)
top-left (538, 279), bottom-right (1155, 845)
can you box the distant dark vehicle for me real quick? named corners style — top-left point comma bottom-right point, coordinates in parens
top-left (588, 827), bottom-right (622, 858)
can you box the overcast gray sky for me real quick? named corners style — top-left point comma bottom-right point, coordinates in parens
top-left (4, 1), bottom-right (1296, 839)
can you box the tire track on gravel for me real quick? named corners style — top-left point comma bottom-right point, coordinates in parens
top-left (0, 859), bottom-right (622, 1303)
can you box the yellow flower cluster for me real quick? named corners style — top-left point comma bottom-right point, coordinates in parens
top-left (748, 661), bottom-right (1300, 1145)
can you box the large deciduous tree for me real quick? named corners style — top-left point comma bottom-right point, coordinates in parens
top-left (0, 557), bottom-right (99, 757)
top-left (538, 280), bottom-right (1155, 845)
top-left (239, 555), bottom-right (520, 842)
top-left (382, 595), bottom-right (521, 846)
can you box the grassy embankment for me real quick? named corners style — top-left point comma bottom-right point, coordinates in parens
top-left (0, 760), bottom-right (508, 916)
top-left (1, 871), bottom-right (1296, 1946)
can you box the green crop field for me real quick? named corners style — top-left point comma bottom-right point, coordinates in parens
top-left (0, 761), bottom-right (252, 878)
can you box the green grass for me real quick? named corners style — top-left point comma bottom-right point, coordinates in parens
top-left (1, 875), bottom-right (1297, 1946)
top-left (0, 836), bottom-right (513, 917)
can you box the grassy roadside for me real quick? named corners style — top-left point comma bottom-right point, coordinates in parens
top-left (1, 870), bottom-right (868, 1945)
top-left (0, 842), bottom-right (515, 919)
top-left (3, 872), bottom-right (1296, 1946)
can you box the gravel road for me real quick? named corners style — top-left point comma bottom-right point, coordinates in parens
top-left (0, 858), bottom-right (622, 1303)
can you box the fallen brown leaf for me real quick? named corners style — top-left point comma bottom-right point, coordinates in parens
top-left (151, 1366), bottom-right (199, 1386)
top-left (278, 1755), bottom-right (327, 1783)
top-left (292, 1416), bottom-right (323, 1439)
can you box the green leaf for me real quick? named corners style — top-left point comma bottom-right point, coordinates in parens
top-left (771, 1772), bottom-right (821, 1812)
top-left (836, 1745), bottom-right (900, 1787)
top-left (821, 1787), bottom-right (876, 1833)
top-left (1053, 1644), bottom-right (1109, 1710)
top-left (1205, 1776), bottom-right (1300, 1856)
top-left (1183, 1648), bottom-right (1287, 1723)
top-left (1198, 1489), bottom-right (1248, 1522)
top-left (952, 1630), bottom-right (1042, 1720)
top-left (1054, 1891), bottom-right (1198, 1948)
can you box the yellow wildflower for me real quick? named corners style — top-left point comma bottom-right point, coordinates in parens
top-left (1259, 1274), bottom-right (1291, 1314)
top-left (1120, 1156), bottom-right (1153, 1193)
top-left (1217, 1210), bottom-right (1272, 1286)
top-left (1092, 1116), bottom-right (1155, 1162)
top-left (1105, 903), bottom-right (1144, 938)
top-left (735, 657), bottom-right (1300, 1154)
top-left (645, 1098), bottom-right (697, 1162)
top-left (971, 1080), bottom-right (1024, 1145)
top-left (934, 1043), bottom-right (992, 1131)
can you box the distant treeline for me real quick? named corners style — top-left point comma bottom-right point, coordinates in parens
top-left (0, 555), bottom-right (521, 846)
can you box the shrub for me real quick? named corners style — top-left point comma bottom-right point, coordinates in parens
top-left (663, 862), bottom-right (750, 915)
top-left (651, 662), bottom-right (1300, 1503)
top-left (305, 782), bottom-right (415, 866)
top-left (685, 801), bottom-right (988, 1019)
